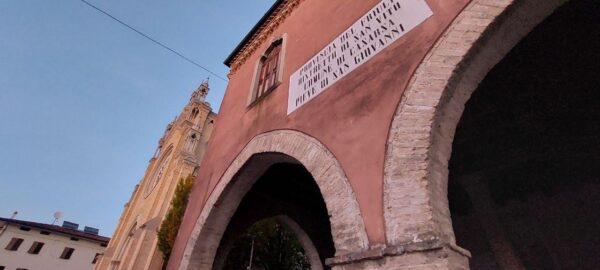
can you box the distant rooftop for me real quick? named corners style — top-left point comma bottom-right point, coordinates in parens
top-left (0, 217), bottom-right (110, 243)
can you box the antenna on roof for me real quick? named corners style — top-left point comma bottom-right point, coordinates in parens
top-left (52, 211), bottom-right (64, 225)
top-left (10, 211), bottom-right (18, 219)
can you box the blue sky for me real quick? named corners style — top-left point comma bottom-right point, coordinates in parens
top-left (0, 0), bottom-right (274, 237)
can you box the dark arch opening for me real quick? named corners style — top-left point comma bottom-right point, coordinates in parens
top-left (449, 0), bottom-right (599, 269)
top-left (212, 162), bottom-right (335, 269)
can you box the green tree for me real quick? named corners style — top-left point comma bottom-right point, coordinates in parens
top-left (224, 218), bottom-right (310, 270)
top-left (157, 174), bottom-right (195, 265)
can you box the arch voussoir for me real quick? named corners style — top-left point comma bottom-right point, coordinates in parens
top-left (180, 130), bottom-right (368, 270)
top-left (384, 0), bottom-right (565, 252)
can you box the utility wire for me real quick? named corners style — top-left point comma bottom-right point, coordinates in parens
top-left (79, 0), bottom-right (228, 82)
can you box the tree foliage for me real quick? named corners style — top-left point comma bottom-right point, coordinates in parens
top-left (224, 218), bottom-right (310, 270)
top-left (157, 174), bottom-right (195, 265)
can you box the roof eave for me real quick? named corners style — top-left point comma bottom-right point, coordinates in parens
top-left (224, 0), bottom-right (285, 67)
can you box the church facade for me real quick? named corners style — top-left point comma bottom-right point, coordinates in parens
top-left (96, 82), bottom-right (216, 270)
top-left (170, 0), bottom-right (599, 269)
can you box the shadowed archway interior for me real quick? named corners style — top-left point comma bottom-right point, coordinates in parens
top-left (449, 0), bottom-right (600, 269)
top-left (212, 162), bottom-right (335, 270)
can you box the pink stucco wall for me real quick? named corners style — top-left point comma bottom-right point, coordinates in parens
top-left (169, 0), bottom-right (470, 268)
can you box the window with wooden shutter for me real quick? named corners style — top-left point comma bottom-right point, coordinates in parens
top-left (251, 39), bottom-right (283, 104)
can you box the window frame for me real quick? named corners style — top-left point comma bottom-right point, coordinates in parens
top-left (256, 41), bottom-right (282, 96)
top-left (60, 247), bottom-right (75, 260)
top-left (92, 253), bottom-right (101, 264)
top-left (248, 36), bottom-right (286, 106)
top-left (189, 107), bottom-right (199, 120)
top-left (27, 241), bottom-right (44, 254)
top-left (113, 222), bottom-right (137, 264)
top-left (144, 145), bottom-right (174, 197)
top-left (5, 237), bottom-right (24, 251)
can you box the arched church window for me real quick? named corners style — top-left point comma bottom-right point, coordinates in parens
top-left (153, 145), bottom-right (162, 159)
top-left (190, 108), bottom-right (199, 120)
top-left (185, 133), bottom-right (199, 153)
top-left (145, 145), bottom-right (173, 197)
top-left (111, 222), bottom-right (137, 270)
top-left (250, 38), bottom-right (283, 104)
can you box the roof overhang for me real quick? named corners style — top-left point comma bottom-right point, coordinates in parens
top-left (224, 0), bottom-right (285, 67)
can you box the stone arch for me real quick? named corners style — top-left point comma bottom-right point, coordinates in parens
top-left (384, 0), bottom-right (566, 247)
top-left (180, 130), bottom-right (368, 270)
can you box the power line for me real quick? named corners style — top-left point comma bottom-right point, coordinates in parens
top-left (79, 0), bottom-right (228, 82)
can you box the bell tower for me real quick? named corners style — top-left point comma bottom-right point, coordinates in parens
top-left (96, 81), bottom-right (216, 270)
top-left (191, 78), bottom-right (209, 103)
top-left (181, 79), bottom-right (214, 162)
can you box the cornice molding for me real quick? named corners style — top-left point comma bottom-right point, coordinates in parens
top-left (228, 0), bottom-right (303, 75)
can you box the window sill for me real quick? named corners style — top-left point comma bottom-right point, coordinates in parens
top-left (247, 81), bottom-right (281, 109)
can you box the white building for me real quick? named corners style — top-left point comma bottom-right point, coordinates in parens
top-left (0, 218), bottom-right (109, 270)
